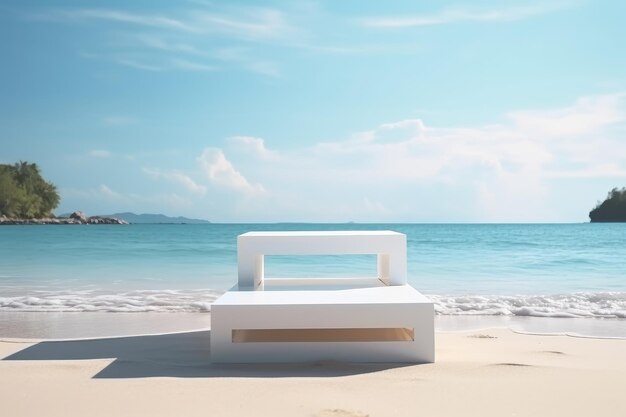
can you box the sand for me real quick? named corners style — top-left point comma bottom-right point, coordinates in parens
top-left (1, 328), bottom-right (624, 417)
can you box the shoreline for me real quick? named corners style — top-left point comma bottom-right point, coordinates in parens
top-left (0, 217), bottom-right (128, 225)
top-left (2, 311), bottom-right (625, 340)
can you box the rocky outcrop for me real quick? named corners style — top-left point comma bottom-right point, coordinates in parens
top-left (69, 211), bottom-right (88, 223)
top-left (0, 212), bottom-right (128, 225)
top-left (86, 216), bottom-right (128, 225)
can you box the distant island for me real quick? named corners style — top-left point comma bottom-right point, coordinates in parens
top-left (589, 187), bottom-right (626, 222)
top-left (54, 212), bottom-right (212, 224)
top-left (98, 212), bottom-right (211, 224)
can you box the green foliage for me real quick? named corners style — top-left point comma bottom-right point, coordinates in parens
top-left (0, 161), bottom-right (60, 218)
top-left (589, 187), bottom-right (626, 222)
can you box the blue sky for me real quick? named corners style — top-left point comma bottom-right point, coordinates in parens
top-left (2, 0), bottom-right (626, 222)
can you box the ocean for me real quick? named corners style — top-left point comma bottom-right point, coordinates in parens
top-left (1, 223), bottom-right (625, 338)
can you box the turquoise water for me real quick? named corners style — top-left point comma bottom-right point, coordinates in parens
top-left (1, 223), bottom-right (625, 321)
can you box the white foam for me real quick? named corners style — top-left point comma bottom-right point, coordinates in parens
top-left (0, 289), bottom-right (222, 313)
top-left (1, 289), bottom-right (625, 319)
top-left (431, 292), bottom-right (626, 319)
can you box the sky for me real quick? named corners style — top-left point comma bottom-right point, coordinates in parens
top-left (1, 0), bottom-right (626, 222)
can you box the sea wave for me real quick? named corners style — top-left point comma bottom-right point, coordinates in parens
top-left (0, 289), bottom-right (223, 313)
top-left (431, 292), bottom-right (626, 318)
top-left (1, 289), bottom-right (625, 318)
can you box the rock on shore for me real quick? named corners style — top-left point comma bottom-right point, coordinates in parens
top-left (0, 211), bottom-right (128, 225)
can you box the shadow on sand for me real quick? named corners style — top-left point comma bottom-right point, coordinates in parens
top-left (3, 330), bottom-right (413, 379)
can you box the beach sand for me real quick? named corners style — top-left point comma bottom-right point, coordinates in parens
top-left (1, 328), bottom-right (624, 417)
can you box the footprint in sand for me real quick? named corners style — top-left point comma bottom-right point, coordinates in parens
top-left (315, 409), bottom-right (369, 417)
top-left (492, 362), bottom-right (532, 367)
top-left (468, 334), bottom-right (498, 339)
top-left (542, 350), bottom-right (565, 355)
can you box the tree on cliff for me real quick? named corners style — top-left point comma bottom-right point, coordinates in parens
top-left (589, 187), bottom-right (626, 222)
top-left (0, 162), bottom-right (60, 218)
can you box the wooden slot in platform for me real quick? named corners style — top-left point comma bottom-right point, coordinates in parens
top-left (232, 327), bottom-right (415, 343)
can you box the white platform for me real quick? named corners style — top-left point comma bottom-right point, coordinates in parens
top-left (210, 231), bottom-right (435, 363)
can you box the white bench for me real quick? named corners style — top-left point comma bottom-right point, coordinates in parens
top-left (210, 231), bottom-right (434, 363)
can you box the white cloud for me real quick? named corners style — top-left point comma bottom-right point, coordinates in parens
top-left (35, 6), bottom-right (290, 76)
top-left (83, 52), bottom-right (218, 73)
top-left (197, 148), bottom-right (264, 194)
top-left (142, 168), bottom-right (207, 194)
top-left (134, 34), bottom-right (203, 55)
top-left (58, 9), bottom-right (197, 32)
top-left (203, 93), bottom-right (626, 221)
top-left (310, 93), bottom-right (625, 183)
top-left (547, 165), bottom-right (626, 179)
top-left (193, 9), bottom-right (291, 41)
top-left (227, 136), bottom-right (276, 159)
top-left (97, 184), bottom-right (119, 199)
top-left (50, 7), bottom-right (290, 40)
top-left (89, 149), bottom-right (111, 158)
top-left (508, 93), bottom-right (626, 136)
top-left (35, 5), bottom-right (359, 77)
top-left (360, 2), bottom-right (571, 28)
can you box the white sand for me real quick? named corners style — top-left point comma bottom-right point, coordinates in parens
top-left (1, 328), bottom-right (624, 417)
